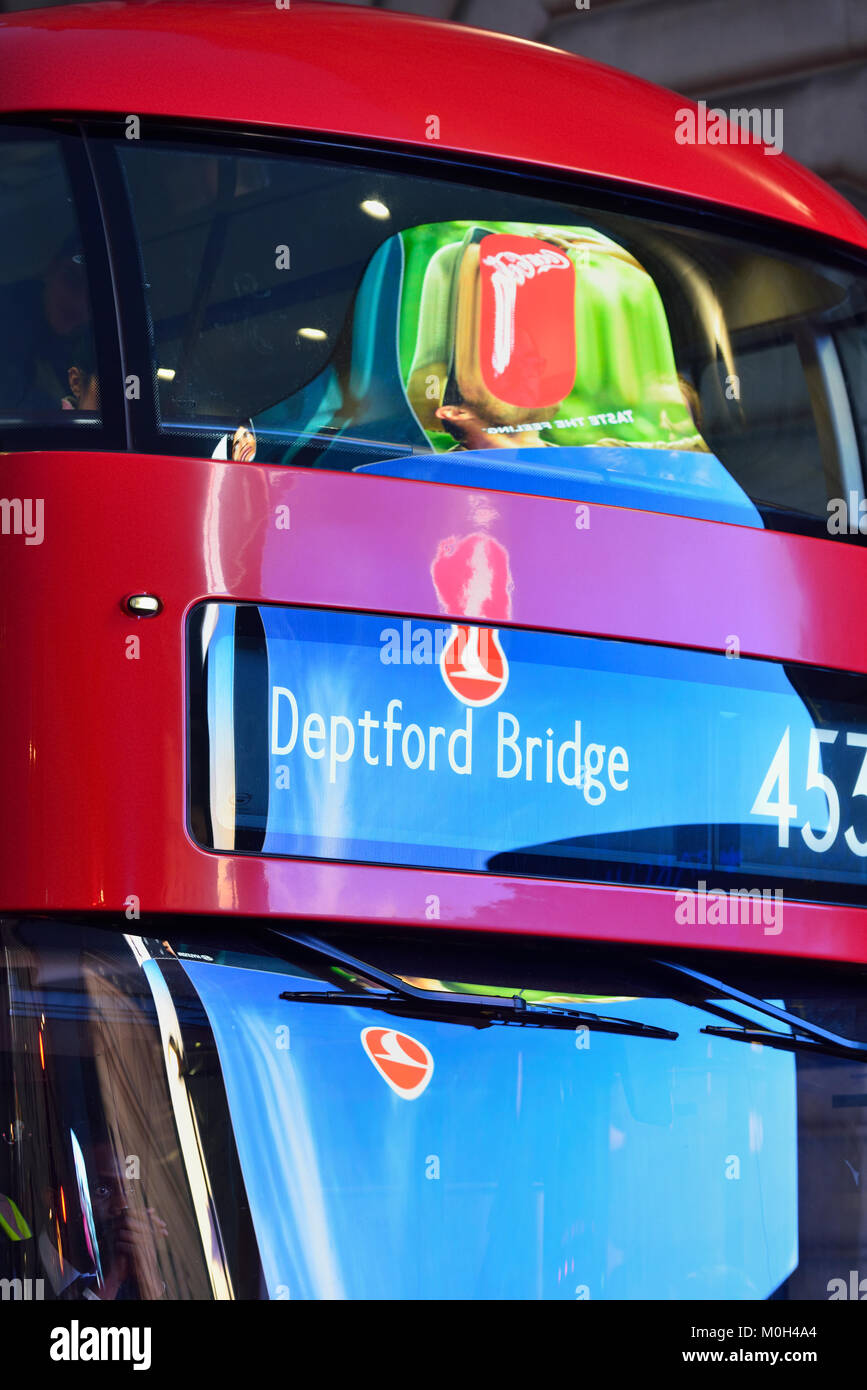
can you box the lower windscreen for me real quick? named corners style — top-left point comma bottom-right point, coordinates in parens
top-left (188, 603), bottom-right (867, 903)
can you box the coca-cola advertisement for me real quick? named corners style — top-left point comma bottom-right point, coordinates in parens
top-left (399, 219), bottom-right (709, 455)
top-left (211, 215), bottom-right (746, 523)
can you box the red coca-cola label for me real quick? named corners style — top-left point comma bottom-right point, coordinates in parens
top-left (478, 234), bottom-right (576, 408)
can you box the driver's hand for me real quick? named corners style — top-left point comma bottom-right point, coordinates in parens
top-left (114, 1208), bottom-right (168, 1300)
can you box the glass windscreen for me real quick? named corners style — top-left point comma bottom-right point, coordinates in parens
top-left (189, 601), bottom-right (867, 905)
top-left (115, 136), bottom-right (867, 533)
top-left (3, 917), bottom-right (866, 1301)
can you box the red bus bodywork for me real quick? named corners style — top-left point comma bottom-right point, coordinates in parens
top-left (2, 0), bottom-right (867, 962)
top-left (2, 0), bottom-right (865, 250)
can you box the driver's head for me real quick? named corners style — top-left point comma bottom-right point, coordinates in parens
top-left (43, 238), bottom-right (89, 337)
top-left (88, 1142), bottom-right (132, 1224)
top-left (66, 333), bottom-right (100, 411)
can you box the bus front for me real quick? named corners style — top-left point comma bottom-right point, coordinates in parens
top-left (2, 0), bottom-right (867, 1303)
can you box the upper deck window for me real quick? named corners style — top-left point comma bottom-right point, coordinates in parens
top-left (111, 135), bottom-right (867, 535)
top-left (5, 123), bottom-right (861, 535)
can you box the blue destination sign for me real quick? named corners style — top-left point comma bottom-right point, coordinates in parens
top-left (190, 604), bottom-right (867, 901)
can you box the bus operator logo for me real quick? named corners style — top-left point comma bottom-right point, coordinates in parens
top-left (440, 624), bottom-right (509, 706)
top-left (361, 1027), bottom-right (434, 1100)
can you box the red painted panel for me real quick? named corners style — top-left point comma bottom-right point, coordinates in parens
top-left (1, 451), bottom-right (867, 957)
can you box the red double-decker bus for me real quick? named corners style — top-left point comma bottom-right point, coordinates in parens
top-left (2, 0), bottom-right (867, 1303)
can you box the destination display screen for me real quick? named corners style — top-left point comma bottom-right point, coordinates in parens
top-left (188, 603), bottom-right (867, 904)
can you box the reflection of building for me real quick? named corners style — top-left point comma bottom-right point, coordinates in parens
top-left (541, 0), bottom-right (867, 222)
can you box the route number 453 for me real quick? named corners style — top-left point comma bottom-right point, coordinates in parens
top-left (751, 727), bottom-right (867, 855)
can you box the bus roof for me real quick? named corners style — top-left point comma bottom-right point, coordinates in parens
top-left (2, 0), bottom-right (866, 253)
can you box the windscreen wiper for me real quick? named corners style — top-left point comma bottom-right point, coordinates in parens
top-left (274, 930), bottom-right (677, 1039)
top-left (656, 959), bottom-right (867, 1062)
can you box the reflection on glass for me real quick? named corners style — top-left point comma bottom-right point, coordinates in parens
top-left (117, 139), bottom-right (866, 533)
top-left (0, 921), bottom-right (242, 1300)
